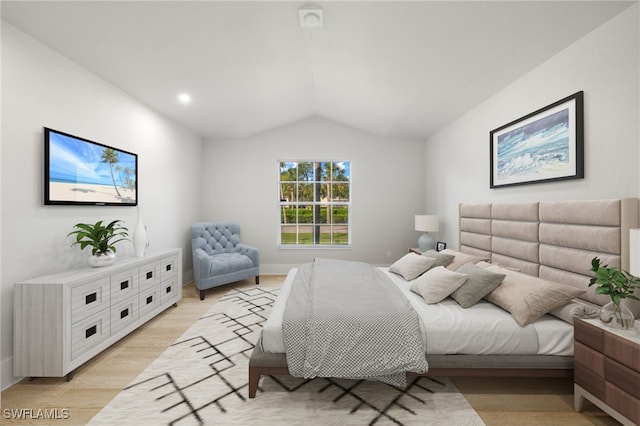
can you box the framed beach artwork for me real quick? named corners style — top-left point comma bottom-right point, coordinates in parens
top-left (490, 91), bottom-right (584, 188)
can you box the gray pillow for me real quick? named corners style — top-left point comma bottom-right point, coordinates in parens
top-left (450, 263), bottom-right (506, 308)
top-left (421, 250), bottom-right (454, 268)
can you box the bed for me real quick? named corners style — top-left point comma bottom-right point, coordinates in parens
top-left (248, 198), bottom-right (639, 398)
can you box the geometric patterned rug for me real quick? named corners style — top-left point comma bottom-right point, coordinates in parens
top-left (88, 287), bottom-right (485, 426)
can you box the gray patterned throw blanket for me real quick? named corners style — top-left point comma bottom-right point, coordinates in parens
top-left (282, 258), bottom-right (427, 387)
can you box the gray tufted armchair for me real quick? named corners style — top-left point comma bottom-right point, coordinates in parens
top-left (190, 222), bottom-right (260, 300)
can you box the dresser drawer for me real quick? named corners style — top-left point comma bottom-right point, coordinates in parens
top-left (110, 268), bottom-right (139, 303)
top-left (138, 262), bottom-right (160, 291)
top-left (139, 285), bottom-right (161, 318)
top-left (71, 278), bottom-right (110, 324)
top-left (110, 296), bottom-right (139, 336)
top-left (71, 309), bottom-right (110, 360)
top-left (160, 278), bottom-right (178, 304)
top-left (161, 256), bottom-right (178, 281)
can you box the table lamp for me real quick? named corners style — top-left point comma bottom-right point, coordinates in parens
top-left (415, 215), bottom-right (438, 252)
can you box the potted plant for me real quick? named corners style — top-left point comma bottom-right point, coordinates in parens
top-left (589, 257), bottom-right (639, 329)
top-left (68, 220), bottom-right (129, 267)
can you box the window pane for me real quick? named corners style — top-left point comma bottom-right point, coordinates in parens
top-left (331, 205), bottom-right (349, 224)
top-left (299, 183), bottom-right (314, 202)
top-left (280, 205), bottom-right (294, 224)
top-left (298, 225), bottom-right (314, 244)
top-left (332, 225), bottom-right (349, 244)
top-left (318, 225), bottom-right (332, 244)
top-left (332, 162), bottom-right (350, 181)
top-left (280, 183), bottom-right (296, 202)
top-left (316, 204), bottom-right (328, 224)
top-left (280, 225), bottom-right (297, 244)
top-left (298, 205), bottom-right (313, 223)
top-left (319, 162), bottom-right (330, 181)
top-left (331, 183), bottom-right (349, 201)
top-left (298, 162), bottom-right (314, 181)
top-left (280, 162), bottom-right (297, 182)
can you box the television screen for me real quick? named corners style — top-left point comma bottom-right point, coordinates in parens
top-left (44, 127), bottom-right (138, 206)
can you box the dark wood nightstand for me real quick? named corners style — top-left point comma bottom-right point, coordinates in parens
top-left (574, 317), bottom-right (640, 426)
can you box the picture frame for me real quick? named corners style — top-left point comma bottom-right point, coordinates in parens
top-left (490, 91), bottom-right (584, 188)
top-left (436, 241), bottom-right (446, 252)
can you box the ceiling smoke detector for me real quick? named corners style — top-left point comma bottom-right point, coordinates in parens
top-left (299, 5), bottom-right (323, 28)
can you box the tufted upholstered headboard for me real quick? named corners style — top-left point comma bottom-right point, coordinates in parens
top-left (459, 199), bottom-right (639, 316)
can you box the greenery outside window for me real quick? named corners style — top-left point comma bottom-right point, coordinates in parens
top-left (279, 161), bottom-right (351, 248)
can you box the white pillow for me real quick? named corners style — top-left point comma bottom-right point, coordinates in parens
top-left (389, 253), bottom-right (436, 280)
top-left (410, 266), bottom-right (468, 304)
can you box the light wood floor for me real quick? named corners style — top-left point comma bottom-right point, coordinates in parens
top-left (1, 276), bottom-right (618, 425)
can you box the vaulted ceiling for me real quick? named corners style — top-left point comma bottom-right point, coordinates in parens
top-left (2, 1), bottom-right (635, 139)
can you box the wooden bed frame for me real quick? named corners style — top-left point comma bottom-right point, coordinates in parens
top-left (248, 198), bottom-right (638, 398)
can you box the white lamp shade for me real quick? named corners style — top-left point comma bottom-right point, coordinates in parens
top-left (630, 228), bottom-right (640, 277)
top-left (415, 215), bottom-right (439, 232)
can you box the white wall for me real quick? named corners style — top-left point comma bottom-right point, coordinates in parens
top-left (203, 117), bottom-right (426, 273)
top-left (424, 5), bottom-right (640, 247)
top-left (0, 23), bottom-right (203, 389)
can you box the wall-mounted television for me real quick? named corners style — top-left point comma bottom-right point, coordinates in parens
top-left (44, 127), bottom-right (138, 206)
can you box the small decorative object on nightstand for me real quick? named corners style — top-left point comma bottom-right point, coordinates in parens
top-left (414, 215), bottom-right (438, 252)
top-left (589, 256), bottom-right (639, 330)
top-left (574, 318), bottom-right (640, 426)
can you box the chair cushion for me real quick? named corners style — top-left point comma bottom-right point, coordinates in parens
top-left (208, 252), bottom-right (254, 275)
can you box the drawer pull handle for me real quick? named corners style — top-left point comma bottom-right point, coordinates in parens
top-left (85, 292), bottom-right (97, 305)
top-left (146, 271), bottom-right (153, 280)
top-left (146, 295), bottom-right (153, 305)
top-left (166, 286), bottom-right (172, 294)
top-left (86, 325), bottom-right (97, 339)
top-left (120, 308), bottom-right (129, 319)
top-left (166, 264), bottom-right (172, 272)
top-left (120, 280), bottom-right (129, 290)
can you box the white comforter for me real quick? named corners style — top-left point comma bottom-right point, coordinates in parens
top-left (262, 267), bottom-right (574, 356)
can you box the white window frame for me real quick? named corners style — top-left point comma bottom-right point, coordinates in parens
top-left (278, 160), bottom-right (352, 249)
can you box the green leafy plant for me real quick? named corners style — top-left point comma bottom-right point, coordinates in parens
top-left (589, 257), bottom-right (640, 305)
top-left (68, 220), bottom-right (129, 256)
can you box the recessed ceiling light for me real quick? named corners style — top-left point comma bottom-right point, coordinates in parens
top-left (178, 93), bottom-right (191, 104)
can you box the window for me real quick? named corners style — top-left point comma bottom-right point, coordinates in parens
top-left (279, 161), bottom-right (351, 247)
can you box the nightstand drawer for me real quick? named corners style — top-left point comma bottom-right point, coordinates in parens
top-left (575, 362), bottom-right (605, 400)
top-left (575, 341), bottom-right (604, 377)
top-left (606, 357), bottom-right (640, 398)
top-left (605, 332), bottom-right (640, 371)
top-left (574, 318), bottom-right (604, 352)
top-left (606, 382), bottom-right (640, 425)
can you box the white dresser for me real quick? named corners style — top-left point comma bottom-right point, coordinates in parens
top-left (14, 248), bottom-right (182, 380)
